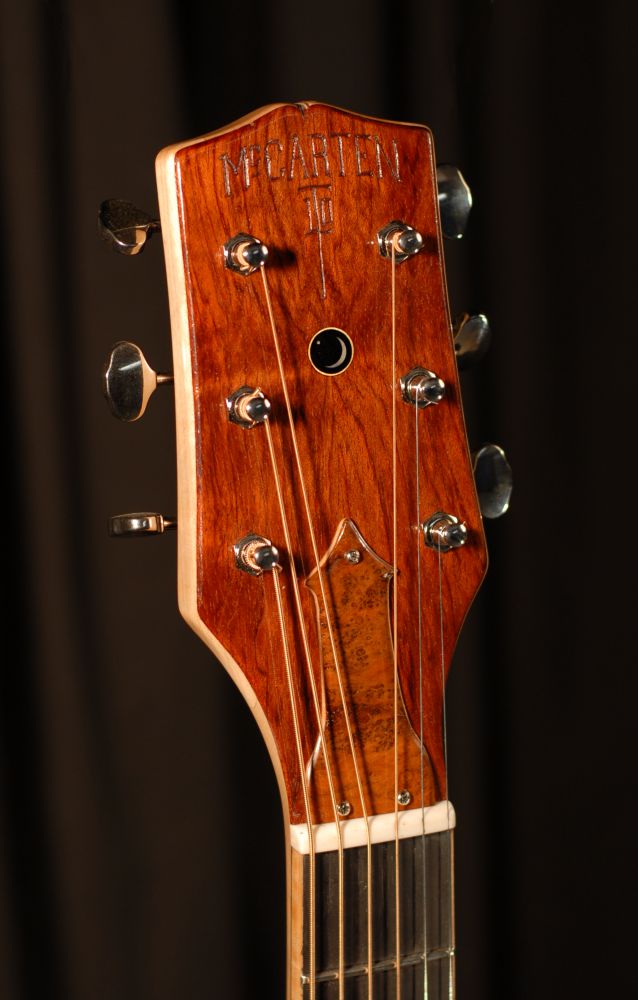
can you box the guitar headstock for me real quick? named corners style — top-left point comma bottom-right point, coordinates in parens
top-left (104, 102), bottom-right (511, 832)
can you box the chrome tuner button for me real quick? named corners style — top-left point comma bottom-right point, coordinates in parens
top-left (226, 386), bottom-right (272, 428)
top-left (98, 199), bottom-right (160, 255)
top-left (224, 233), bottom-right (269, 275)
top-left (103, 341), bottom-right (173, 422)
top-left (234, 533), bottom-right (281, 576)
top-left (108, 513), bottom-right (176, 537)
top-left (472, 444), bottom-right (513, 519)
top-left (377, 220), bottom-right (424, 262)
top-left (422, 512), bottom-right (468, 552)
top-left (453, 313), bottom-right (492, 370)
top-left (436, 165), bottom-right (472, 239)
top-left (400, 367), bottom-right (446, 407)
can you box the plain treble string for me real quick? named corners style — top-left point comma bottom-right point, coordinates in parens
top-left (415, 381), bottom-right (430, 1000)
top-left (262, 415), bottom-right (345, 1000)
top-left (391, 242), bottom-right (402, 1000)
top-left (259, 265), bottom-right (374, 1000)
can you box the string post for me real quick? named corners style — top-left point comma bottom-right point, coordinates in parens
top-left (422, 512), bottom-right (468, 552)
top-left (400, 367), bottom-right (446, 408)
top-left (234, 533), bottom-right (281, 575)
top-left (226, 385), bottom-right (272, 428)
top-left (223, 232), bottom-right (269, 275)
top-left (377, 220), bottom-right (423, 263)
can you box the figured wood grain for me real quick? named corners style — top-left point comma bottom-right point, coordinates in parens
top-left (306, 518), bottom-right (434, 818)
top-left (156, 102), bottom-right (487, 828)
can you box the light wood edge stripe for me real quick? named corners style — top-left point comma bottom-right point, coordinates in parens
top-left (155, 143), bottom-right (294, 998)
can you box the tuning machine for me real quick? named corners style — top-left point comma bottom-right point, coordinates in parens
top-left (108, 513), bottom-right (176, 537)
top-left (453, 313), bottom-right (492, 370)
top-left (473, 444), bottom-right (513, 519)
top-left (103, 341), bottom-right (173, 422)
top-left (99, 199), bottom-right (160, 255)
top-left (437, 165), bottom-right (472, 239)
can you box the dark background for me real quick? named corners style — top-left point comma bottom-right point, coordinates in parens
top-left (1, 1), bottom-right (635, 997)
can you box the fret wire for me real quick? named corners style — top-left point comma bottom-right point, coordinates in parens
top-left (303, 832), bottom-right (453, 1000)
top-left (260, 271), bottom-right (374, 1000)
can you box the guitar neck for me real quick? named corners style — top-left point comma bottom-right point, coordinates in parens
top-left (290, 828), bottom-right (455, 1000)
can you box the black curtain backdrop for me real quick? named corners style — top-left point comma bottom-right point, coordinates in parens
top-left (1, 1), bottom-right (636, 998)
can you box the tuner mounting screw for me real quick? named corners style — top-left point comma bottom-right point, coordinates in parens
top-left (377, 221), bottom-right (423, 263)
top-left (234, 533), bottom-right (281, 576)
top-left (397, 790), bottom-right (412, 806)
top-left (344, 550), bottom-right (362, 564)
top-left (224, 233), bottom-right (269, 275)
top-left (226, 386), bottom-right (272, 428)
top-left (400, 367), bottom-right (446, 407)
top-left (422, 512), bottom-right (468, 552)
top-left (336, 801), bottom-right (352, 817)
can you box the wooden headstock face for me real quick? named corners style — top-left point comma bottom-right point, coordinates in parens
top-left (156, 102), bottom-right (487, 827)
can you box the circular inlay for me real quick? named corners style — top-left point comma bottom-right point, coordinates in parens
top-left (308, 328), bottom-right (354, 376)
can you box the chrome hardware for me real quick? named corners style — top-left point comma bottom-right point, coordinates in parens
top-left (336, 801), bottom-right (352, 817)
top-left (397, 790), bottom-right (412, 806)
top-left (436, 165), bottom-right (472, 239)
top-left (234, 533), bottom-right (280, 576)
top-left (473, 444), bottom-right (513, 519)
top-left (103, 341), bottom-right (173, 422)
top-left (226, 386), bottom-right (271, 428)
top-left (422, 512), bottom-right (468, 552)
top-left (400, 367), bottom-right (446, 407)
top-left (377, 221), bottom-right (424, 263)
top-left (98, 199), bottom-right (160, 255)
top-left (224, 233), bottom-right (269, 275)
top-left (344, 550), bottom-right (362, 564)
top-left (108, 512), bottom-right (176, 537)
top-left (453, 313), bottom-right (491, 370)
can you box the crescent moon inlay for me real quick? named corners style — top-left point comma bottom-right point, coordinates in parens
top-left (308, 327), bottom-right (354, 376)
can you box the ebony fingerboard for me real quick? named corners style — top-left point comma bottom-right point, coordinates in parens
top-left (302, 832), bottom-right (454, 1000)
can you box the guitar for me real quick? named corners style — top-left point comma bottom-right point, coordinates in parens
top-left (101, 102), bottom-right (511, 1000)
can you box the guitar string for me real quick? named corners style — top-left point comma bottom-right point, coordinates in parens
top-left (414, 382), bottom-right (430, 1000)
top-left (391, 243), bottom-right (401, 1000)
top-left (259, 267), bottom-right (375, 1000)
top-left (270, 565), bottom-right (318, 1000)
top-left (261, 267), bottom-right (373, 1000)
top-left (437, 540), bottom-right (456, 1000)
top-left (262, 416), bottom-right (345, 1000)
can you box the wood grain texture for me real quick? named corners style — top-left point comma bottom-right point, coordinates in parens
top-left (156, 102), bottom-right (487, 827)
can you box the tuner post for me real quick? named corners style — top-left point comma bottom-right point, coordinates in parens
top-left (400, 367), bottom-right (446, 407)
top-left (234, 533), bottom-right (281, 575)
top-left (226, 386), bottom-right (272, 428)
top-left (422, 512), bottom-right (468, 552)
top-left (224, 233), bottom-right (269, 275)
top-left (377, 220), bottom-right (423, 263)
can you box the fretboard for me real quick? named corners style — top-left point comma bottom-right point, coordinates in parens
top-left (291, 831), bottom-right (455, 1000)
